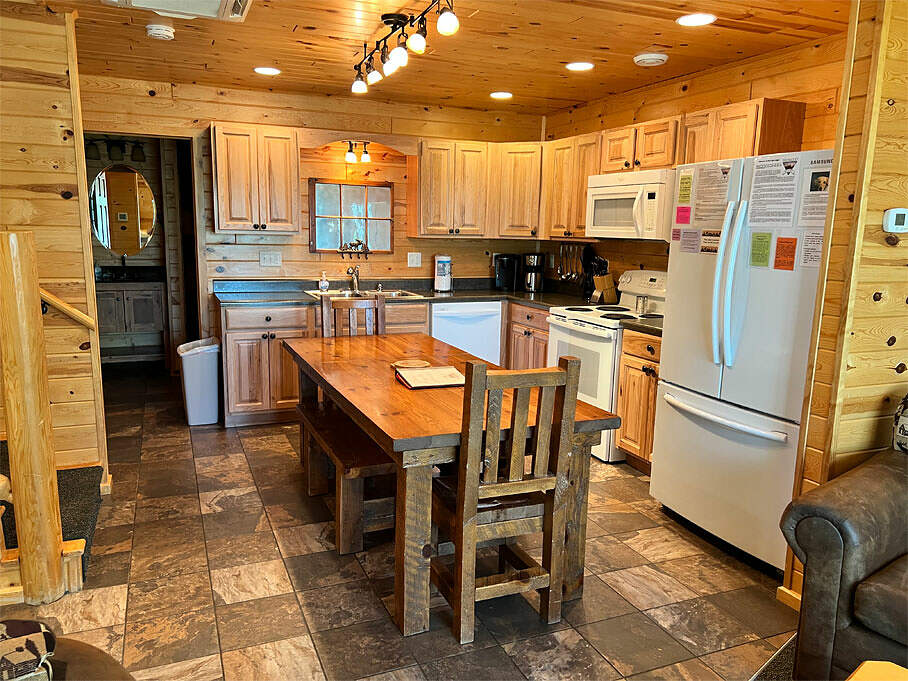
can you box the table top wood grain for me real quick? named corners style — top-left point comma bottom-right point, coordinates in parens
top-left (283, 333), bottom-right (619, 454)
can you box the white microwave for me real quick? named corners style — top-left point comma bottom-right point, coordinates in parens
top-left (585, 168), bottom-right (675, 240)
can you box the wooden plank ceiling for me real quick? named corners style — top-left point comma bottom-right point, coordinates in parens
top-left (48, 0), bottom-right (850, 114)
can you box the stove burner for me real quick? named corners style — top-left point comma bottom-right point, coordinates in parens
top-left (639, 313), bottom-right (664, 319)
top-left (566, 306), bottom-right (594, 312)
top-left (601, 313), bottom-right (635, 320)
top-left (596, 306), bottom-right (630, 312)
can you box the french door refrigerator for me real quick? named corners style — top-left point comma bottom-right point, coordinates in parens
top-left (650, 149), bottom-right (833, 569)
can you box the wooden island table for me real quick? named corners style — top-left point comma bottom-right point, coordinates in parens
top-left (283, 333), bottom-right (620, 636)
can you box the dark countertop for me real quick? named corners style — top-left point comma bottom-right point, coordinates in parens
top-left (621, 317), bottom-right (664, 337)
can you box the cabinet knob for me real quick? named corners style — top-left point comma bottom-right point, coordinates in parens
top-left (530, 229), bottom-right (537, 236)
top-left (261, 223), bottom-right (267, 230)
top-left (454, 228), bottom-right (460, 234)
top-left (253, 224), bottom-right (260, 230)
top-left (261, 333), bottom-right (268, 339)
top-left (269, 332), bottom-right (276, 339)
top-left (265, 315), bottom-right (272, 322)
top-left (526, 314), bottom-right (532, 320)
top-left (623, 161), bottom-right (630, 168)
top-left (634, 159), bottom-right (641, 166)
top-left (448, 229), bottom-right (454, 234)
top-left (646, 344), bottom-right (655, 354)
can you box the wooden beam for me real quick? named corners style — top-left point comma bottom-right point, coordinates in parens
top-left (0, 231), bottom-right (65, 604)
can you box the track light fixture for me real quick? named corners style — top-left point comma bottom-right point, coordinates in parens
top-left (344, 141), bottom-right (357, 164)
top-left (350, 1), bottom-right (459, 94)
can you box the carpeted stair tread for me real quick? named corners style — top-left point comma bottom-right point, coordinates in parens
top-left (0, 441), bottom-right (103, 576)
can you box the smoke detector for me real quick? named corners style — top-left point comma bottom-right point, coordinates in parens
top-left (633, 52), bottom-right (669, 67)
top-left (146, 22), bottom-right (175, 39)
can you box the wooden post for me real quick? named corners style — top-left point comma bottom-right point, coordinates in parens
top-left (0, 232), bottom-right (65, 604)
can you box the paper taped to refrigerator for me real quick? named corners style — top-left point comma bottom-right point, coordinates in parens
top-left (799, 230), bottom-right (824, 267)
top-left (797, 155), bottom-right (833, 228)
top-left (678, 173), bottom-right (693, 204)
top-left (679, 229), bottom-right (701, 253)
top-left (700, 230), bottom-right (721, 254)
top-left (750, 232), bottom-right (772, 267)
top-left (749, 155), bottom-right (801, 229)
top-left (773, 236), bottom-right (798, 271)
top-left (692, 164), bottom-right (731, 228)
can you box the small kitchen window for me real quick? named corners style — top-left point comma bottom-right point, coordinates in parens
top-left (308, 179), bottom-right (393, 254)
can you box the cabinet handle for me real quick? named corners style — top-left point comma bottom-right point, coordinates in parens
top-left (623, 161), bottom-right (630, 168)
top-left (261, 333), bottom-right (268, 339)
top-left (265, 315), bottom-right (272, 322)
top-left (646, 344), bottom-right (655, 354)
top-left (634, 159), bottom-right (641, 166)
top-left (526, 314), bottom-right (532, 320)
top-left (269, 332), bottom-right (276, 339)
top-left (253, 224), bottom-right (260, 230)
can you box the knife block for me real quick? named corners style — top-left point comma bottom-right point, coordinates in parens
top-left (591, 274), bottom-right (618, 304)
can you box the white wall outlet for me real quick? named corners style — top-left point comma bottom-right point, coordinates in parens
top-left (407, 252), bottom-right (421, 268)
top-left (259, 250), bottom-right (282, 267)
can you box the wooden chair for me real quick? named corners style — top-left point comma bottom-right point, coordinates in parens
top-left (430, 357), bottom-right (581, 644)
top-left (302, 294), bottom-right (394, 554)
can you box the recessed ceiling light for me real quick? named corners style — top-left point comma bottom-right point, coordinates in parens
top-left (566, 62), bottom-right (594, 71)
top-left (254, 66), bottom-right (281, 76)
top-left (633, 52), bottom-right (669, 67)
top-left (676, 13), bottom-right (717, 26)
top-left (490, 91), bottom-right (513, 100)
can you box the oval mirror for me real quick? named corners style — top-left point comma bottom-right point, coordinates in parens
top-left (89, 164), bottom-right (156, 257)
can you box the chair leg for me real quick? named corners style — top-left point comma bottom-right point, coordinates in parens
top-left (452, 532), bottom-right (477, 644)
top-left (335, 475), bottom-right (364, 554)
top-left (304, 431), bottom-right (333, 497)
top-left (540, 493), bottom-right (566, 624)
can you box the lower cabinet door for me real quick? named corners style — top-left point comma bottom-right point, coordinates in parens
top-left (508, 323), bottom-right (530, 370)
top-left (616, 354), bottom-right (654, 459)
top-left (529, 329), bottom-right (548, 369)
top-left (225, 332), bottom-right (270, 413)
top-left (97, 290), bottom-right (126, 334)
top-left (269, 329), bottom-right (304, 410)
top-left (124, 290), bottom-right (163, 332)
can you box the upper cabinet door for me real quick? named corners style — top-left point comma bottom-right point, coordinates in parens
top-left (571, 132), bottom-right (601, 235)
top-left (600, 127), bottom-right (636, 172)
top-left (635, 117), bottom-right (678, 169)
top-left (496, 142), bottom-right (542, 238)
top-left (714, 102), bottom-right (759, 160)
top-left (257, 126), bottom-right (300, 232)
top-left (419, 139), bottom-right (455, 235)
top-left (540, 138), bottom-right (575, 238)
top-left (213, 124), bottom-right (259, 231)
top-left (679, 111), bottom-right (714, 164)
top-left (453, 141), bottom-right (487, 236)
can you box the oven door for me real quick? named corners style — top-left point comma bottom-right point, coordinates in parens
top-left (585, 185), bottom-right (645, 239)
top-left (546, 316), bottom-right (621, 461)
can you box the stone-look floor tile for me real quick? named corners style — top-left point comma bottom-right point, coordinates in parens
top-left (123, 608), bottom-right (219, 671)
top-left (221, 634), bottom-right (324, 681)
top-left (96, 500), bottom-right (136, 529)
top-left (63, 625), bottom-right (126, 664)
top-left (201, 507), bottom-right (270, 540)
top-left (589, 477), bottom-right (652, 503)
top-left (628, 657), bottom-right (723, 680)
top-left (420, 646), bottom-right (525, 681)
top-left (250, 458), bottom-right (305, 489)
top-left (210, 558), bottom-right (293, 605)
top-left (577, 612), bottom-right (693, 677)
top-left (140, 441), bottom-right (194, 463)
top-left (589, 462), bottom-right (635, 481)
top-left (265, 496), bottom-right (333, 528)
top-left (134, 494), bottom-right (200, 523)
top-left (629, 498), bottom-right (673, 524)
top-left (199, 486), bottom-right (262, 514)
top-left (503, 628), bottom-right (622, 681)
top-left (584, 535), bottom-right (649, 574)
top-left (131, 654), bottom-right (223, 681)
top-left (194, 454), bottom-right (255, 493)
top-left (109, 463), bottom-right (139, 503)
top-left (130, 517), bottom-right (207, 581)
top-left (359, 666), bottom-right (427, 681)
top-left (646, 598), bottom-right (760, 656)
top-left (653, 554), bottom-right (757, 596)
top-left (257, 481), bottom-right (308, 507)
top-left (36, 584), bottom-right (127, 634)
top-left (297, 578), bottom-right (388, 632)
top-left (475, 593), bottom-right (569, 644)
top-left (83, 552), bottom-right (132, 590)
top-left (561, 573), bottom-right (636, 627)
top-left (588, 502), bottom-right (660, 535)
top-left (92, 524), bottom-right (134, 555)
top-left (765, 631), bottom-right (796, 649)
top-left (705, 586), bottom-right (800, 638)
top-left (190, 427), bottom-right (244, 458)
top-left (356, 541), bottom-right (396, 580)
top-left (602, 564), bottom-right (699, 610)
top-left (285, 550), bottom-right (366, 591)
top-left (616, 526), bottom-right (705, 563)
top-left (216, 593), bottom-right (308, 652)
top-left (137, 460), bottom-right (197, 499)
top-left (127, 571), bottom-right (213, 622)
top-left (700, 640), bottom-right (777, 680)
top-left (205, 531), bottom-right (280, 570)
top-left (107, 435), bottom-right (142, 464)
top-left (274, 521), bottom-right (336, 557)
top-left (401, 606), bottom-right (498, 665)
top-left (312, 618), bottom-right (416, 680)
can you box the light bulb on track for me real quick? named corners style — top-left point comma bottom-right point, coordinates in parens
top-left (344, 141), bottom-right (357, 164)
top-left (351, 69), bottom-right (367, 94)
top-left (406, 18), bottom-right (427, 54)
top-left (437, 5), bottom-right (459, 36)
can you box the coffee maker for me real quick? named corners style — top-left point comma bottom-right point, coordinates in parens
top-left (493, 253), bottom-right (520, 291)
top-left (523, 253), bottom-right (544, 292)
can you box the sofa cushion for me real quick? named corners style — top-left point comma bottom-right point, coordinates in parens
top-left (854, 554), bottom-right (908, 645)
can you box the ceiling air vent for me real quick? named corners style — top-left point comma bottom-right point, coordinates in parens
top-left (100, 0), bottom-right (253, 22)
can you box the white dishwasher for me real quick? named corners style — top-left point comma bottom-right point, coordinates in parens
top-left (431, 301), bottom-right (502, 365)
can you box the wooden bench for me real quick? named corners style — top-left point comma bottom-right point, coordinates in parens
top-left (298, 400), bottom-right (395, 554)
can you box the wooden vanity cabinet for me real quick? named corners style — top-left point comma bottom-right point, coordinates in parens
top-left (506, 303), bottom-right (549, 370)
top-left (96, 282), bottom-right (166, 363)
top-left (616, 330), bottom-right (661, 472)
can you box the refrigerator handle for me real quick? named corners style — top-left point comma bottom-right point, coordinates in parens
top-left (632, 187), bottom-right (646, 237)
top-left (711, 200), bottom-right (737, 366)
top-left (722, 199), bottom-right (750, 367)
top-left (663, 393), bottom-right (789, 443)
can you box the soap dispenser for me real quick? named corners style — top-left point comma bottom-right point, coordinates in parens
top-left (318, 271), bottom-right (330, 292)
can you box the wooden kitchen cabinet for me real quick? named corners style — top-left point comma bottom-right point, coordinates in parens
top-left (417, 140), bottom-right (488, 237)
top-left (489, 142), bottom-right (542, 238)
top-left (679, 98), bottom-right (806, 164)
top-left (453, 141), bottom-right (487, 236)
top-left (600, 117), bottom-right (678, 173)
top-left (225, 331), bottom-right (271, 413)
top-left (569, 132), bottom-right (600, 237)
top-left (268, 329), bottom-right (304, 411)
top-left (506, 302), bottom-right (549, 369)
top-left (541, 132), bottom-right (600, 239)
top-left (212, 122), bottom-right (300, 233)
top-left (616, 330), bottom-right (662, 472)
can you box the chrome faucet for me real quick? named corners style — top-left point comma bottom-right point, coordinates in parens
top-left (347, 265), bottom-right (361, 294)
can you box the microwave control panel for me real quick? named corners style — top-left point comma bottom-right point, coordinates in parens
top-left (644, 190), bottom-right (658, 227)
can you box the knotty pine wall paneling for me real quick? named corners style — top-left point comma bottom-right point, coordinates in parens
top-left (0, 3), bottom-right (108, 480)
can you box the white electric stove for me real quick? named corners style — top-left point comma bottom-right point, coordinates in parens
top-left (547, 270), bottom-right (667, 462)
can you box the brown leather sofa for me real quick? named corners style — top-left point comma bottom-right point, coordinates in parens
top-left (781, 449), bottom-right (907, 680)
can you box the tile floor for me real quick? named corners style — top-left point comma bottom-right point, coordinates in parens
top-left (0, 366), bottom-right (798, 680)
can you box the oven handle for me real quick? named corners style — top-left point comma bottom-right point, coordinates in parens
top-left (663, 393), bottom-right (788, 443)
top-left (546, 316), bottom-right (616, 340)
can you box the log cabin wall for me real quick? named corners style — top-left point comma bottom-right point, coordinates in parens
top-left (0, 3), bottom-right (108, 479)
top-left (779, 0), bottom-right (908, 607)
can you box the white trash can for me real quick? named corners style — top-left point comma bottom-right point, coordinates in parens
top-left (177, 337), bottom-right (220, 426)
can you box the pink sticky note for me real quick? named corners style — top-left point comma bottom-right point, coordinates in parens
top-left (671, 228), bottom-right (681, 241)
top-left (676, 206), bottom-right (691, 224)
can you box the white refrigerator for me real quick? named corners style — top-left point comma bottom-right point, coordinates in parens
top-left (650, 149), bottom-right (833, 569)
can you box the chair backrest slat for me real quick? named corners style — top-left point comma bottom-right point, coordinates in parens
top-left (532, 385), bottom-right (556, 477)
top-left (507, 387), bottom-right (531, 482)
top-left (482, 388), bottom-right (503, 484)
top-left (320, 295), bottom-right (386, 337)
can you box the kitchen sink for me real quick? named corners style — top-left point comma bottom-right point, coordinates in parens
top-left (305, 289), bottom-right (424, 299)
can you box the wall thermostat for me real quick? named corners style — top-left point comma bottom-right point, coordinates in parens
top-left (882, 208), bottom-right (908, 233)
